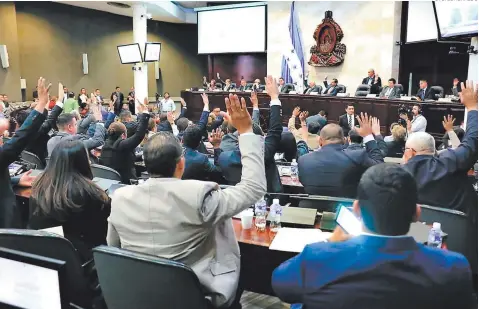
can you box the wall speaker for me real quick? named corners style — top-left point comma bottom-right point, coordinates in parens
top-left (0, 45), bottom-right (9, 69)
top-left (82, 53), bottom-right (88, 75)
top-left (155, 61), bottom-right (160, 80)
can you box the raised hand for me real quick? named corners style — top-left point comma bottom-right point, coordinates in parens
top-left (136, 98), bottom-right (148, 113)
top-left (355, 112), bottom-right (373, 137)
top-left (299, 111), bottom-right (309, 123)
top-left (442, 114), bottom-right (456, 132)
top-left (208, 128), bottom-right (224, 148)
top-left (371, 117), bottom-right (381, 136)
top-left (250, 91), bottom-right (259, 109)
top-left (224, 93), bottom-right (252, 134)
top-left (459, 80), bottom-right (478, 111)
top-left (201, 93), bottom-right (209, 108)
top-left (292, 106), bottom-right (301, 117)
top-left (264, 75), bottom-right (279, 100)
top-left (167, 112), bottom-right (175, 124)
top-left (35, 77), bottom-right (51, 112)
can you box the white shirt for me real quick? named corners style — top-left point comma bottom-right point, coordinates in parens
top-left (159, 98), bottom-right (176, 113)
top-left (385, 87), bottom-right (393, 97)
top-left (278, 85), bottom-right (282, 92)
top-left (411, 114), bottom-right (427, 133)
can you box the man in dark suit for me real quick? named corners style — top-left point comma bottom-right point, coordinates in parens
top-left (303, 80), bottom-right (321, 94)
top-left (0, 77), bottom-right (50, 228)
top-left (379, 78), bottom-right (401, 99)
top-left (403, 80), bottom-right (477, 217)
top-left (111, 86), bottom-right (124, 115)
top-left (322, 78), bottom-right (339, 96)
top-left (238, 79), bottom-right (249, 92)
top-left (278, 77), bottom-right (289, 93)
top-left (361, 68), bottom-right (382, 94)
top-left (415, 79), bottom-right (437, 101)
top-left (272, 164), bottom-right (473, 309)
top-left (219, 76), bottom-right (283, 195)
top-left (338, 103), bottom-right (358, 136)
top-left (251, 79), bottom-right (262, 92)
top-left (298, 113), bottom-right (384, 198)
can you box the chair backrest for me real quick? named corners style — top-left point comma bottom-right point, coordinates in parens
top-left (315, 84), bottom-right (323, 94)
top-left (0, 229), bottom-right (92, 308)
top-left (394, 84), bottom-right (404, 95)
top-left (355, 84), bottom-right (370, 97)
top-left (93, 246), bottom-right (211, 309)
top-left (91, 164), bottom-right (122, 181)
top-left (337, 84), bottom-right (346, 93)
top-left (419, 204), bottom-right (477, 273)
top-left (431, 85), bottom-right (444, 99)
top-left (285, 83), bottom-right (295, 93)
top-left (21, 150), bottom-right (45, 170)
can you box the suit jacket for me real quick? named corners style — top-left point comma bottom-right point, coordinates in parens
top-left (322, 81), bottom-right (338, 96)
top-left (338, 113), bottom-right (359, 137)
top-left (380, 86), bottom-right (401, 99)
top-left (298, 137), bottom-right (384, 198)
top-left (0, 110), bottom-right (46, 228)
top-left (386, 140), bottom-right (405, 158)
top-left (416, 87), bottom-right (437, 101)
top-left (272, 235), bottom-right (473, 309)
top-left (303, 85), bottom-right (320, 95)
top-left (47, 125), bottom-right (106, 157)
top-left (279, 85), bottom-right (289, 93)
top-left (111, 92), bottom-right (125, 114)
top-left (362, 76), bottom-right (382, 94)
top-left (238, 85), bottom-right (249, 92)
top-left (107, 134), bottom-right (266, 307)
top-left (403, 110), bottom-right (478, 218)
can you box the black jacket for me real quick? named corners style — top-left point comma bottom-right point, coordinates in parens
top-left (386, 140), bottom-right (405, 158)
top-left (1, 110), bottom-right (46, 228)
top-left (111, 92), bottom-right (125, 115)
top-left (339, 113), bottom-right (359, 137)
top-left (100, 113), bottom-right (150, 184)
top-left (362, 76), bottom-right (382, 95)
top-left (416, 87), bottom-right (437, 101)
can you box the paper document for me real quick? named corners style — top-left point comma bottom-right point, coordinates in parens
top-left (269, 228), bottom-right (332, 253)
top-left (40, 226), bottom-right (64, 237)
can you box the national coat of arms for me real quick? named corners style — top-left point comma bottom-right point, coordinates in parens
top-left (308, 11), bottom-right (346, 67)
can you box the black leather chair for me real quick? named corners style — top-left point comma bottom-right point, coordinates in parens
top-left (419, 204), bottom-right (477, 273)
top-left (355, 85), bottom-right (371, 97)
top-left (93, 246), bottom-right (212, 309)
top-left (91, 164), bottom-right (122, 181)
top-left (21, 150), bottom-right (45, 170)
top-left (0, 229), bottom-right (94, 308)
top-left (394, 84), bottom-right (404, 96)
top-left (431, 86), bottom-right (444, 99)
top-left (284, 83), bottom-right (295, 93)
top-left (336, 84), bottom-right (347, 94)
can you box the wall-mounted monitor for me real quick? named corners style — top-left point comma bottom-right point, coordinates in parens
top-left (144, 42), bottom-right (162, 62)
top-left (433, 1), bottom-right (478, 39)
top-left (117, 43), bottom-right (143, 64)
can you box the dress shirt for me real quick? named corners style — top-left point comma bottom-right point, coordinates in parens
top-left (367, 77), bottom-right (373, 85)
top-left (347, 114), bottom-right (355, 128)
top-left (410, 115), bottom-right (427, 133)
top-left (159, 98), bottom-right (176, 113)
top-left (385, 87), bottom-right (392, 97)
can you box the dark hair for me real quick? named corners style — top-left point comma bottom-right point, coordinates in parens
top-left (14, 110), bottom-right (30, 127)
top-left (332, 78), bottom-right (338, 84)
top-left (348, 129), bottom-right (363, 144)
top-left (279, 77), bottom-right (284, 81)
top-left (56, 113), bottom-right (76, 130)
top-left (144, 132), bottom-right (183, 177)
top-left (164, 92), bottom-right (170, 97)
top-left (346, 103), bottom-right (355, 109)
top-left (31, 139), bottom-right (108, 219)
top-left (107, 122), bottom-right (127, 140)
top-left (81, 88), bottom-right (86, 92)
top-left (68, 92), bottom-right (75, 98)
top-left (420, 79), bottom-right (428, 83)
top-left (116, 86), bottom-right (120, 90)
top-left (148, 118), bottom-right (156, 131)
top-left (319, 110), bottom-right (327, 117)
top-left (177, 118), bottom-right (189, 132)
top-left (95, 88), bottom-right (100, 92)
top-left (357, 164), bottom-right (418, 235)
top-left (120, 110), bottom-right (132, 122)
top-left (278, 132), bottom-right (297, 162)
top-left (413, 103), bottom-right (422, 112)
top-left (388, 78), bottom-right (396, 84)
top-left (307, 121), bottom-right (321, 134)
top-left (182, 125), bottom-right (203, 149)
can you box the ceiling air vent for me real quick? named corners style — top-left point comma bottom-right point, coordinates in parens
top-left (107, 2), bottom-right (131, 9)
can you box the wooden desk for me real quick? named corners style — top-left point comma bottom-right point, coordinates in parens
top-left (181, 91), bottom-right (465, 139)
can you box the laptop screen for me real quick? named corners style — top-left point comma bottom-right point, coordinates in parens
top-left (0, 254), bottom-right (62, 309)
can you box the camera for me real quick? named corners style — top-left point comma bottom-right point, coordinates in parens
top-left (397, 104), bottom-right (411, 127)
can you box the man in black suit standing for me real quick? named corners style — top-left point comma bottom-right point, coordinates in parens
top-left (0, 77), bottom-right (50, 228)
top-left (339, 103), bottom-right (358, 136)
top-left (415, 79), bottom-right (436, 101)
top-left (303, 80), bottom-right (321, 94)
top-left (111, 86), bottom-right (124, 115)
top-left (362, 68), bottom-right (382, 95)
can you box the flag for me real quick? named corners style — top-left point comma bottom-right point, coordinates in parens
top-left (281, 1), bottom-right (305, 93)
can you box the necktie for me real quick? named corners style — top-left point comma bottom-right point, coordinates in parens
top-left (421, 89), bottom-right (426, 100)
top-left (328, 87), bottom-right (333, 94)
top-left (348, 115), bottom-right (352, 128)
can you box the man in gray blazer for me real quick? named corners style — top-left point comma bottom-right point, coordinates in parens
top-left (379, 78), bottom-right (401, 99)
top-left (107, 92), bottom-right (267, 308)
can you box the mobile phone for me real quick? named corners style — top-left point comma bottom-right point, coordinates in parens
top-left (335, 205), bottom-right (362, 236)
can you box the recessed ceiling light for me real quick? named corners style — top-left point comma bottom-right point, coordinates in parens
top-left (107, 2), bottom-right (131, 9)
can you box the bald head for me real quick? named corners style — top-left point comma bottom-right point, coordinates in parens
top-left (319, 124), bottom-right (344, 145)
top-left (406, 132), bottom-right (436, 155)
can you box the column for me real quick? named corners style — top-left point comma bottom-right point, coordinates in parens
top-left (132, 3), bottom-right (148, 112)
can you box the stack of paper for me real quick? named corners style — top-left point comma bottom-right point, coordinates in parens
top-left (269, 228), bottom-right (332, 253)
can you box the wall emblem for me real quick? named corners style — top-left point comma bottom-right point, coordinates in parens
top-left (308, 11), bottom-right (346, 67)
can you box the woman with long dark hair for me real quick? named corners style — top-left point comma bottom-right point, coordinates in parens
top-left (100, 99), bottom-right (150, 183)
top-left (29, 139), bottom-right (110, 261)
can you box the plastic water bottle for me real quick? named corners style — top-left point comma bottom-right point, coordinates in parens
top-left (427, 222), bottom-right (443, 248)
top-left (290, 159), bottom-right (298, 182)
top-left (269, 199), bottom-right (282, 232)
top-left (254, 197), bottom-right (267, 231)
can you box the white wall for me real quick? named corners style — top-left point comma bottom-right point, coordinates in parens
top-left (267, 1), bottom-right (401, 94)
top-left (468, 37), bottom-right (478, 81)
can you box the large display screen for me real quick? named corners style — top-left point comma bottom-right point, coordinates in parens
top-left (117, 43), bottom-right (143, 64)
top-left (435, 1), bottom-right (478, 38)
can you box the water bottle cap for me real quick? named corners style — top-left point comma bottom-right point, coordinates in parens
top-left (432, 222), bottom-right (441, 230)
top-left (273, 199), bottom-right (280, 205)
top-left (292, 159), bottom-right (296, 163)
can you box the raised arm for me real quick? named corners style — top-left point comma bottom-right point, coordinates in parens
top-left (372, 117), bottom-right (388, 157)
top-left (251, 91), bottom-right (260, 125)
top-left (197, 93), bottom-right (211, 134)
top-left (82, 124), bottom-right (106, 150)
top-left (116, 99), bottom-right (150, 151)
top-left (264, 76), bottom-right (283, 163)
top-left (442, 115), bottom-right (461, 149)
top-left (355, 113), bottom-right (384, 166)
top-left (288, 107), bottom-right (301, 135)
top-left (37, 102), bottom-right (63, 136)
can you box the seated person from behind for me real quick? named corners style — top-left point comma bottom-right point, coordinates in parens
top-left (400, 104), bottom-right (427, 134)
top-left (63, 91), bottom-right (79, 114)
top-left (47, 113), bottom-right (105, 157)
top-left (298, 113), bottom-right (384, 198)
top-left (380, 78), bottom-right (401, 99)
top-left (120, 110), bottom-right (138, 137)
top-left (29, 139), bottom-right (110, 262)
top-left (306, 110), bottom-right (327, 129)
top-left (415, 79), bottom-right (437, 101)
top-left (100, 99), bottom-right (150, 184)
top-left (386, 124), bottom-right (406, 158)
top-left (361, 68), bottom-right (382, 95)
top-left (384, 122), bottom-right (399, 142)
top-left (107, 95), bottom-right (266, 308)
top-left (303, 80), bottom-right (320, 95)
top-left (402, 81), bottom-right (478, 216)
top-left (272, 164), bottom-right (473, 309)
top-left (288, 107), bottom-right (320, 150)
top-left (323, 77), bottom-right (339, 96)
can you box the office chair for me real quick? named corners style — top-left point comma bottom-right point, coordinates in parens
top-left (355, 85), bottom-right (371, 97)
top-left (337, 84), bottom-right (347, 93)
top-left (20, 150), bottom-right (45, 170)
top-left (284, 83), bottom-right (295, 93)
top-left (0, 229), bottom-right (95, 309)
top-left (431, 86), bottom-right (445, 99)
top-left (394, 84), bottom-right (404, 96)
top-left (93, 246), bottom-right (212, 309)
top-left (91, 164), bottom-right (122, 181)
